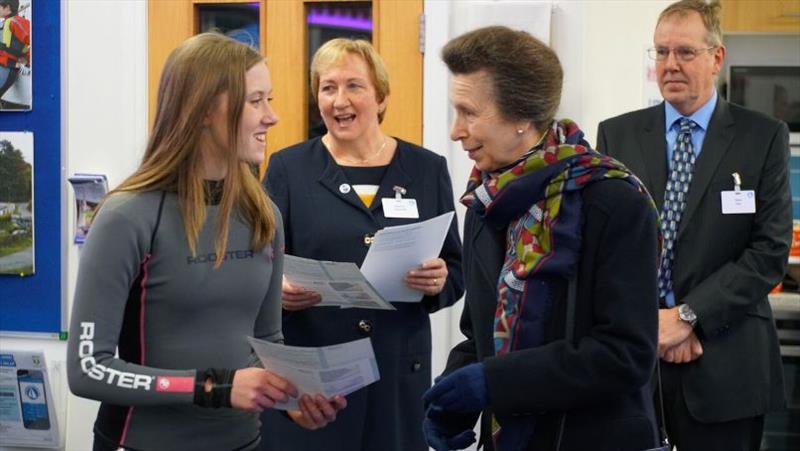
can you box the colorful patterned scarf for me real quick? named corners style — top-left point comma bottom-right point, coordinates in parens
top-left (460, 119), bottom-right (653, 450)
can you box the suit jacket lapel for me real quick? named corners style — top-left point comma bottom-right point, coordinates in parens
top-left (370, 141), bottom-right (414, 216)
top-left (639, 105), bottom-right (668, 210)
top-left (317, 145), bottom-right (371, 214)
top-left (678, 98), bottom-right (735, 237)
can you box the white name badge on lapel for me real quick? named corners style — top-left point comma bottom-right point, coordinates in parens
top-left (382, 185), bottom-right (419, 218)
top-left (382, 198), bottom-right (419, 218)
top-left (721, 172), bottom-right (755, 214)
top-left (721, 190), bottom-right (756, 214)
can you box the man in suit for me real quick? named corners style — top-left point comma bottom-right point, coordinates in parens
top-left (596, 1), bottom-right (791, 450)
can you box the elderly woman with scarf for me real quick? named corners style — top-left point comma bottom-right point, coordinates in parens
top-left (423, 26), bottom-right (663, 451)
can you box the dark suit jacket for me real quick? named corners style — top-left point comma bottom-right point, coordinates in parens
top-left (596, 97), bottom-right (790, 422)
top-left (260, 137), bottom-right (464, 451)
top-left (445, 179), bottom-right (661, 451)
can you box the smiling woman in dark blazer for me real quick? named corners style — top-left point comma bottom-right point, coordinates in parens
top-left (260, 38), bottom-right (464, 451)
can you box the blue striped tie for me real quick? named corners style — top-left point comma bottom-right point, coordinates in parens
top-left (658, 118), bottom-right (696, 305)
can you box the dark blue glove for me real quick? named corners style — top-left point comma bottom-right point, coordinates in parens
top-left (423, 363), bottom-right (488, 413)
top-left (422, 404), bottom-right (477, 451)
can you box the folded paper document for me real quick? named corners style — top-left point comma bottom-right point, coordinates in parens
top-left (361, 211), bottom-right (454, 302)
top-left (285, 211), bottom-right (455, 306)
top-left (283, 255), bottom-right (395, 310)
top-left (247, 336), bottom-right (380, 410)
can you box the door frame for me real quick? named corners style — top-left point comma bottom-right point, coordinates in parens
top-left (148, 0), bottom-right (423, 175)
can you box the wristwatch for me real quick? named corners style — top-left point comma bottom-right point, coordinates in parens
top-left (678, 303), bottom-right (697, 328)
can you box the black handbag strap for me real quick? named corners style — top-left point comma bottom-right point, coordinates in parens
top-left (656, 358), bottom-right (670, 448)
top-left (565, 276), bottom-right (577, 344)
top-left (555, 276), bottom-right (670, 451)
top-left (554, 275), bottom-right (577, 451)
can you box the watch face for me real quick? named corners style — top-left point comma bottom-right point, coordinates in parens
top-left (679, 304), bottom-right (696, 322)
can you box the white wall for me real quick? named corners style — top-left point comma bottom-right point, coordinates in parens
top-left (68, 0), bottom-right (147, 447)
top-left (0, 1), bottom-right (147, 450)
top-left (582, 0), bottom-right (672, 143)
top-left (2, 1), bottom-right (678, 449)
top-left (63, 0), bottom-right (148, 448)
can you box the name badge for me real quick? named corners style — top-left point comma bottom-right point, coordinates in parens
top-left (721, 190), bottom-right (756, 214)
top-left (382, 198), bottom-right (419, 218)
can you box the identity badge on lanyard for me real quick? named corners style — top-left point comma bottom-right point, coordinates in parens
top-left (721, 172), bottom-right (756, 214)
top-left (382, 185), bottom-right (419, 218)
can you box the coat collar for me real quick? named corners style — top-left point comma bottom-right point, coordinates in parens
top-left (317, 138), bottom-right (369, 214)
top-left (316, 137), bottom-right (415, 220)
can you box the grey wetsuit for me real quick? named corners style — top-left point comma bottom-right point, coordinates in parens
top-left (67, 191), bottom-right (284, 451)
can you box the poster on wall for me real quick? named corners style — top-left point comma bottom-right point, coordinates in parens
top-left (0, 131), bottom-right (34, 276)
top-left (0, 0), bottom-right (31, 111)
top-left (0, 351), bottom-right (60, 448)
top-left (68, 174), bottom-right (108, 244)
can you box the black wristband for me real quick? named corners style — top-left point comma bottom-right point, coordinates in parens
top-left (194, 369), bottom-right (213, 407)
top-left (193, 368), bottom-right (237, 408)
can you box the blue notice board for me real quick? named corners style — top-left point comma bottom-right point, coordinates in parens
top-left (0, 1), bottom-right (64, 336)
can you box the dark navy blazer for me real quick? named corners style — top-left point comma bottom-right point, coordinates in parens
top-left (260, 137), bottom-right (464, 451)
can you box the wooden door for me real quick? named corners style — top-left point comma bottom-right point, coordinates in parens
top-left (148, 0), bottom-right (423, 175)
top-left (721, 0), bottom-right (800, 33)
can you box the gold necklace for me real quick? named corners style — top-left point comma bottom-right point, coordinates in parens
top-left (324, 135), bottom-right (387, 165)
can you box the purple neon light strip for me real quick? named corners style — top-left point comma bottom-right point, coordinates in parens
top-left (307, 12), bottom-right (373, 31)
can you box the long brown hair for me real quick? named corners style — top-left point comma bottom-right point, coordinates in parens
top-left (110, 32), bottom-right (275, 267)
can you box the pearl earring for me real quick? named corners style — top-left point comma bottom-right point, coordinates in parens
top-left (516, 129), bottom-right (524, 135)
